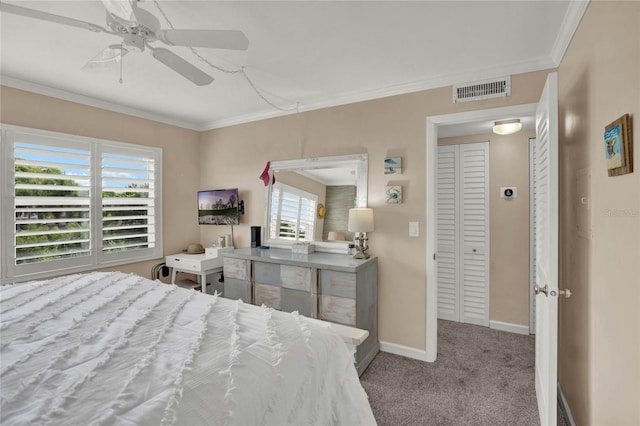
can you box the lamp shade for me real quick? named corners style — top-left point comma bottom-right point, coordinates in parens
top-left (492, 119), bottom-right (522, 135)
top-left (348, 208), bottom-right (374, 232)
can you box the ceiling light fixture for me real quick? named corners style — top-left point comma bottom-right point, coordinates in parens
top-left (493, 119), bottom-right (522, 135)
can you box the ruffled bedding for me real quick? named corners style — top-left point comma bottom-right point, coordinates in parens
top-left (0, 271), bottom-right (376, 425)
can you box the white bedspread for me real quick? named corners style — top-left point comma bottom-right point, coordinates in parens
top-left (0, 271), bottom-right (376, 425)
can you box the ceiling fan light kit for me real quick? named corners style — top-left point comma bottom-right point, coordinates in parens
top-left (0, 0), bottom-right (249, 86)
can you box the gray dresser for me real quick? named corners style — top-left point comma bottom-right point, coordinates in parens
top-left (222, 248), bottom-right (378, 375)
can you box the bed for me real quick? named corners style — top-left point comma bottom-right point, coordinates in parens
top-left (0, 271), bottom-right (376, 425)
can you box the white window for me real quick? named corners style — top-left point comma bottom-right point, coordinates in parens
top-left (1, 125), bottom-right (162, 283)
top-left (269, 183), bottom-right (317, 242)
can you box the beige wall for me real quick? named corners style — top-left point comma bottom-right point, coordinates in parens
top-left (199, 70), bottom-right (550, 349)
top-left (557, 1), bottom-right (640, 424)
top-left (0, 86), bottom-right (201, 281)
top-left (440, 130), bottom-right (535, 327)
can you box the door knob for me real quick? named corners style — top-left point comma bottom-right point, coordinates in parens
top-left (534, 284), bottom-right (549, 297)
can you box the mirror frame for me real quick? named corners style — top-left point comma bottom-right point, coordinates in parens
top-left (263, 153), bottom-right (368, 253)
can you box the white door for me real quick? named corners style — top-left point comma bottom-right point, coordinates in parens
top-left (436, 142), bottom-right (490, 327)
top-left (534, 72), bottom-right (559, 426)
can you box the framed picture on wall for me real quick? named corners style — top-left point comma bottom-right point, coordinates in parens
top-left (604, 114), bottom-right (633, 177)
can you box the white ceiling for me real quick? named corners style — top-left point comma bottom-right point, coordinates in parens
top-left (1, 1), bottom-right (587, 132)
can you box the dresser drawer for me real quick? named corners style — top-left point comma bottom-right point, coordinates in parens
top-left (281, 265), bottom-right (316, 293)
top-left (282, 288), bottom-right (318, 318)
top-left (254, 283), bottom-right (281, 310)
top-left (166, 256), bottom-right (202, 272)
top-left (319, 270), bottom-right (356, 299)
top-left (224, 277), bottom-right (252, 303)
top-left (319, 295), bottom-right (356, 326)
top-left (223, 257), bottom-right (250, 280)
top-left (254, 262), bottom-right (281, 285)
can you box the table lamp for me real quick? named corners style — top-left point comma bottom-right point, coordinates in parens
top-left (348, 208), bottom-right (374, 259)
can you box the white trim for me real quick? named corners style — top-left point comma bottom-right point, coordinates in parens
top-left (550, 1), bottom-right (590, 65)
top-left (426, 103), bottom-right (538, 365)
top-left (3, 54), bottom-right (561, 133)
top-left (558, 382), bottom-right (577, 426)
top-left (489, 320), bottom-right (530, 336)
top-left (529, 137), bottom-right (537, 335)
top-left (379, 340), bottom-right (430, 362)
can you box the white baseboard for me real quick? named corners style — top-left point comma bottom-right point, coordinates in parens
top-left (558, 382), bottom-right (577, 426)
top-left (379, 340), bottom-right (433, 362)
top-left (490, 320), bottom-right (530, 335)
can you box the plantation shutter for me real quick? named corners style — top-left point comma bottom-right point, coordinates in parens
top-left (270, 183), bottom-right (316, 242)
top-left (10, 133), bottom-right (93, 276)
top-left (1, 126), bottom-right (162, 283)
top-left (101, 145), bottom-right (160, 261)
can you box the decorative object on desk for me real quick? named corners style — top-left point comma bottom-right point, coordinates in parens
top-left (218, 236), bottom-right (226, 248)
top-left (384, 157), bottom-right (402, 174)
top-left (225, 234), bottom-right (232, 247)
top-left (251, 225), bottom-right (262, 248)
top-left (317, 203), bottom-right (326, 219)
top-left (348, 208), bottom-right (374, 259)
top-left (327, 231), bottom-right (346, 241)
top-left (259, 161), bottom-right (275, 186)
top-left (182, 243), bottom-right (205, 254)
top-left (292, 242), bottom-right (315, 254)
top-left (198, 188), bottom-right (240, 225)
top-left (604, 113), bottom-right (633, 177)
top-left (385, 185), bottom-right (402, 204)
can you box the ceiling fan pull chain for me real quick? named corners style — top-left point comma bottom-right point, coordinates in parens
top-left (119, 42), bottom-right (124, 84)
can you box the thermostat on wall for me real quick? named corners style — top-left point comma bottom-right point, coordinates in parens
top-left (500, 187), bottom-right (518, 199)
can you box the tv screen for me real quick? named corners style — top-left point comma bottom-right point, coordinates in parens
top-left (198, 188), bottom-right (240, 225)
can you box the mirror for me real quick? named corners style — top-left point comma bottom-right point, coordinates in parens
top-left (264, 154), bottom-right (368, 253)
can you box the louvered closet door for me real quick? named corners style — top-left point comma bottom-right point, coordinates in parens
top-left (436, 142), bottom-right (490, 326)
top-left (459, 143), bottom-right (490, 327)
top-left (436, 145), bottom-right (459, 321)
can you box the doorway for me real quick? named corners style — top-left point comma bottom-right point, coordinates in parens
top-left (425, 103), bottom-right (538, 361)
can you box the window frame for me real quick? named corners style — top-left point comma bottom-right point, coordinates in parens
top-left (1, 125), bottom-right (163, 284)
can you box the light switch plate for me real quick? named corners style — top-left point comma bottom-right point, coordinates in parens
top-left (409, 222), bottom-right (419, 237)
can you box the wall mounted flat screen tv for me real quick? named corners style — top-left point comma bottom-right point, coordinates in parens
top-left (198, 188), bottom-right (240, 225)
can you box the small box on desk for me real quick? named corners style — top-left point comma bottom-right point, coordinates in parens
top-left (291, 243), bottom-right (315, 254)
top-left (205, 246), bottom-right (234, 259)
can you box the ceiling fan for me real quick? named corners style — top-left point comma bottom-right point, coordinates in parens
top-left (0, 0), bottom-right (249, 86)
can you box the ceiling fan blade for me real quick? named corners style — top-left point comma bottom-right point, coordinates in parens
top-left (82, 45), bottom-right (129, 72)
top-left (100, 0), bottom-right (136, 24)
top-left (158, 29), bottom-right (249, 51)
top-left (0, 2), bottom-right (106, 32)
top-left (151, 47), bottom-right (214, 86)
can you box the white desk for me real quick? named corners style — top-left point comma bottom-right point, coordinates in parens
top-left (165, 252), bottom-right (224, 293)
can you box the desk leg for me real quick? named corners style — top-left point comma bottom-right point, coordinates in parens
top-left (171, 268), bottom-right (178, 285)
top-left (200, 273), bottom-right (207, 293)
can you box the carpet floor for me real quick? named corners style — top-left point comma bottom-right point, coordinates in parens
top-left (360, 320), bottom-right (566, 425)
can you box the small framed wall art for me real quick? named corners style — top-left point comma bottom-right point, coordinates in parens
top-left (384, 157), bottom-right (402, 175)
top-left (604, 113), bottom-right (633, 177)
top-left (385, 186), bottom-right (402, 204)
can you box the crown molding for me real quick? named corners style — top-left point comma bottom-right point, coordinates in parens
top-left (0, 75), bottom-right (200, 131)
top-left (4, 53), bottom-right (557, 134)
top-left (550, 0), bottom-right (590, 65)
top-left (200, 55), bottom-right (557, 130)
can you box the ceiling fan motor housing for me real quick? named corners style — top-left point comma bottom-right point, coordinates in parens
top-left (123, 33), bottom-right (145, 52)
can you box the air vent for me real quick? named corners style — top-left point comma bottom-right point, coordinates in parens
top-left (453, 76), bottom-right (511, 103)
